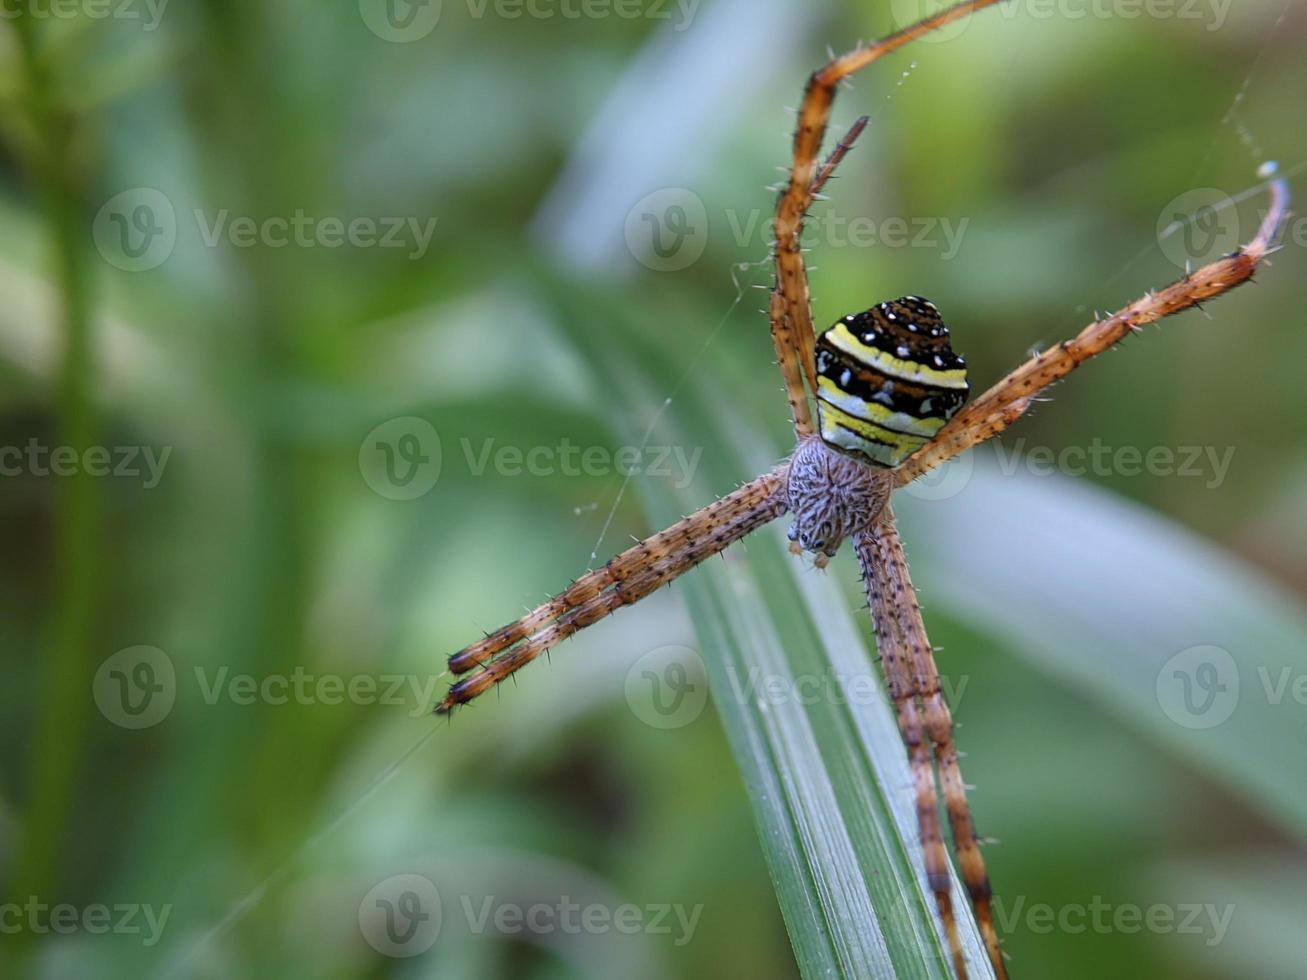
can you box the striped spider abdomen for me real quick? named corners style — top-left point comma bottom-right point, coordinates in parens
top-left (815, 296), bottom-right (970, 468)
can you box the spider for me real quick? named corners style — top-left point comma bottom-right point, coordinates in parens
top-left (435, 1), bottom-right (1290, 976)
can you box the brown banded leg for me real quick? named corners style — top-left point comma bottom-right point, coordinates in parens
top-left (772, 0), bottom-right (1010, 395)
top-left (770, 288), bottom-right (815, 438)
top-left (448, 465), bottom-right (790, 675)
top-left (856, 522), bottom-right (967, 977)
top-left (438, 466), bottom-right (789, 712)
top-left (769, 117), bottom-right (871, 441)
top-left (897, 169), bottom-right (1290, 485)
top-left (860, 512), bottom-right (1008, 979)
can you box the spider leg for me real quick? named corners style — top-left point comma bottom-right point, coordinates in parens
top-left (896, 169), bottom-right (1291, 485)
top-left (856, 511), bottom-right (1008, 980)
top-left (770, 288), bottom-right (815, 438)
top-left (857, 525), bottom-right (967, 978)
top-left (770, 118), bottom-right (874, 440)
top-left (438, 466), bottom-right (789, 712)
top-left (773, 0), bottom-right (1009, 419)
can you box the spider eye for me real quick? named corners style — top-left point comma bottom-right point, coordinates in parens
top-left (813, 296), bottom-right (969, 468)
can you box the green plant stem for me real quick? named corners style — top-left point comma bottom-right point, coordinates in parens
top-left (7, 12), bottom-right (102, 922)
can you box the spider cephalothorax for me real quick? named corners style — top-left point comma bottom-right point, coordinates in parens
top-left (815, 296), bottom-right (970, 468)
top-left (785, 436), bottom-right (892, 567)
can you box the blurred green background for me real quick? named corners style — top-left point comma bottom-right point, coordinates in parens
top-left (1, 0), bottom-right (1305, 977)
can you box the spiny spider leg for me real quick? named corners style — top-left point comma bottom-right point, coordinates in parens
top-left (770, 117), bottom-right (871, 440)
top-left (769, 289), bottom-right (815, 438)
top-left (772, 0), bottom-right (1009, 403)
top-left (856, 518), bottom-right (968, 977)
top-left (811, 115), bottom-right (870, 199)
top-left (438, 467), bottom-right (789, 713)
top-left (858, 513), bottom-right (1007, 980)
top-left (897, 169), bottom-right (1291, 485)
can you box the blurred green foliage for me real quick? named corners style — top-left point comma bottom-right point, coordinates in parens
top-left (1, 1), bottom-right (1305, 978)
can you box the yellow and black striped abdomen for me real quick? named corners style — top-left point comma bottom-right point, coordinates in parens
top-left (815, 296), bottom-right (970, 468)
